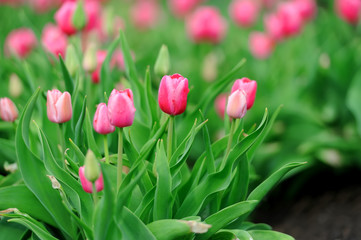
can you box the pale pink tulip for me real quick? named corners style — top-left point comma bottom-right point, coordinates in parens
top-left (4, 28), bottom-right (37, 58)
top-left (41, 24), bottom-right (68, 57)
top-left (93, 103), bottom-right (115, 134)
top-left (47, 89), bottom-right (72, 123)
top-left (226, 90), bottom-right (247, 119)
top-left (0, 98), bottom-right (18, 122)
top-left (231, 78), bottom-right (257, 110)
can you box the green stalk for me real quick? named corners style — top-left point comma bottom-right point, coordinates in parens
top-left (220, 119), bottom-right (236, 170)
top-left (167, 116), bottom-right (174, 161)
top-left (92, 183), bottom-right (98, 205)
top-left (117, 127), bottom-right (123, 192)
top-left (103, 135), bottom-right (110, 164)
top-left (58, 123), bottom-right (66, 167)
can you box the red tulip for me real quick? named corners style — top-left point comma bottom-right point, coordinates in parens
top-left (0, 98), bottom-right (18, 122)
top-left (108, 89), bottom-right (136, 128)
top-left (93, 103), bottom-right (115, 135)
top-left (249, 32), bottom-right (275, 59)
top-left (158, 73), bottom-right (189, 116)
top-left (229, 0), bottom-right (259, 28)
top-left (41, 24), bottom-right (68, 57)
top-left (186, 6), bottom-right (227, 44)
top-left (79, 166), bottom-right (104, 193)
top-left (231, 78), bottom-right (257, 110)
top-left (226, 89), bottom-right (247, 119)
top-left (47, 89), bottom-right (72, 123)
top-left (335, 0), bottom-right (361, 24)
top-left (4, 28), bottom-right (37, 58)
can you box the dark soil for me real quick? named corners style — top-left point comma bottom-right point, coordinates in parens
top-left (253, 165), bottom-right (361, 240)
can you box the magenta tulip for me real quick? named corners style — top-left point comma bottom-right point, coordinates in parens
top-left (292, 0), bottom-right (317, 22)
top-left (226, 90), bottom-right (247, 119)
top-left (108, 89), bottom-right (136, 128)
top-left (0, 98), bottom-right (18, 122)
top-left (93, 103), bottom-right (115, 135)
top-left (158, 74), bottom-right (190, 116)
top-left (4, 28), bottom-right (37, 58)
top-left (231, 78), bottom-right (257, 110)
top-left (79, 166), bottom-right (104, 193)
top-left (55, 1), bottom-right (78, 35)
top-left (335, 0), bottom-right (361, 24)
top-left (47, 89), bottom-right (72, 123)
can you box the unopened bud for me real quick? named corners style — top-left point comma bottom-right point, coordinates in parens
top-left (83, 43), bottom-right (97, 72)
top-left (154, 45), bottom-right (170, 76)
top-left (9, 74), bottom-right (23, 98)
top-left (202, 52), bottom-right (218, 82)
top-left (65, 45), bottom-right (79, 77)
top-left (84, 150), bottom-right (100, 182)
top-left (182, 221), bottom-right (211, 234)
top-left (72, 0), bottom-right (87, 30)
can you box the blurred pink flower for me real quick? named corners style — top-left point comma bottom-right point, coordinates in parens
top-left (0, 98), bottom-right (18, 122)
top-left (91, 50), bottom-right (107, 84)
top-left (42, 24), bottom-right (68, 57)
top-left (214, 93), bottom-right (227, 119)
top-left (292, 0), bottom-right (317, 22)
top-left (131, 0), bottom-right (159, 30)
top-left (277, 2), bottom-right (303, 37)
top-left (187, 6), bottom-right (228, 44)
top-left (264, 13), bottom-right (284, 42)
top-left (335, 0), bottom-right (361, 24)
top-left (249, 32), bottom-right (274, 60)
top-left (169, 0), bottom-right (202, 18)
top-left (4, 28), bottom-right (37, 58)
top-left (229, 0), bottom-right (259, 28)
top-left (30, 0), bottom-right (60, 13)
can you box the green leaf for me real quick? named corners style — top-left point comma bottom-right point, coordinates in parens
top-left (0, 138), bottom-right (16, 162)
top-left (0, 185), bottom-right (56, 226)
top-left (84, 108), bottom-right (102, 159)
top-left (195, 200), bottom-right (258, 240)
top-left (100, 37), bottom-right (120, 96)
top-left (347, 71), bottom-right (361, 136)
top-left (211, 229), bottom-right (252, 240)
top-left (144, 67), bottom-right (159, 126)
top-left (248, 230), bottom-right (295, 240)
top-left (15, 88), bottom-right (76, 238)
top-left (147, 220), bottom-right (192, 240)
top-left (74, 96), bottom-right (87, 147)
top-left (0, 171), bottom-right (22, 187)
top-left (59, 55), bottom-right (74, 94)
top-left (0, 218), bottom-right (28, 240)
top-left (153, 141), bottom-right (172, 220)
top-left (7, 217), bottom-right (57, 240)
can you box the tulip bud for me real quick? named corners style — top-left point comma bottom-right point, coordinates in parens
top-left (108, 89), bottom-right (136, 128)
top-left (55, 1), bottom-right (78, 35)
top-left (72, 0), bottom-right (87, 30)
top-left (130, 0), bottom-right (159, 30)
top-left (249, 32), bottom-right (275, 60)
top-left (154, 45), bottom-right (170, 76)
top-left (84, 150), bottom-right (100, 182)
top-left (226, 90), bottom-right (247, 119)
top-left (231, 78), bottom-right (257, 110)
top-left (65, 45), bottom-right (79, 77)
top-left (0, 98), bottom-right (18, 122)
top-left (79, 166), bottom-right (104, 193)
top-left (229, 0), bottom-right (259, 28)
top-left (47, 89), bottom-right (72, 123)
top-left (9, 73), bottom-right (23, 98)
top-left (93, 103), bottom-right (115, 135)
top-left (4, 28), bottom-right (37, 58)
top-left (41, 24), bottom-right (68, 58)
top-left (158, 74), bottom-right (189, 116)
top-left (83, 43), bottom-right (97, 73)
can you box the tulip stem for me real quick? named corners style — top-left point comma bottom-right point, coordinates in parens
top-left (167, 116), bottom-right (174, 161)
top-left (58, 123), bottom-right (66, 165)
top-left (103, 135), bottom-right (110, 164)
top-left (117, 127), bottom-right (123, 192)
top-left (221, 119), bottom-right (236, 169)
top-left (92, 183), bottom-right (98, 205)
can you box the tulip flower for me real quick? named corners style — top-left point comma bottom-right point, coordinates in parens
top-left (4, 28), bottom-right (37, 58)
top-left (169, 0), bottom-right (202, 18)
top-left (93, 103), bottom-right (115, 135)
top-left (277, 2), bottom-right (303, 37)
top-left (79, 166), bottom-right (104, 193)
top-left (229, 0), bottom-right (259, 28)
top-left (108, 89), bottom-right (136, 128)
top-left (186, 6), bottom-right (227, 44)
top-left (226, 89), bottom-right (247, 119)
top-left (231, 78), bottom-right (257, 110)
top-left (264, 13), bottom-right (284, 42)
top-left (0, 98), bottom-right (18, 122)
top-left (292, 0), bottom-right (317, 22)
top-left (214, 94), bottom-right (227, 119)
top-left (47, 89), bottom-right (72, 123)
top-left (41, 24), bottom-right (68, 57)
top-left (249, 32), bottom-right (275, 60)
top-left (55, 1), bottom-right (78, 35)
top-left (158, 74), bottom-right (190, 116)
top-left (335, 0), bottom-right (361, 24)
top-left (131, 0), bottom-right (159, 30)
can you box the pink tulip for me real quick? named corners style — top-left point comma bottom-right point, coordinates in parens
top-left (249, 32), bottom-right (275, 60)
top-left (264, 13), bottom-right (284, 42)
top-left (335, 0), bottom-right (361, 24)
top-left (226, 90), bottom-right (247, 119)
top-left (231, 78), bottom-right (257, 110)
top-left (292, 0), bottom-right (317, 22)
top-left (4, 28), bottom-right (37, 58)
top-left (0, 98), bottom-right (18, 122)
top-left (79, 166), bottom-right (104, 193)
top-left (229, 0), bottom-right (259, 28)
top-left (131, 0), bottom-right (159, 30)
top-left (169, 0), bottom-right (202, 18)
top-left (47, 89), bottom-right (72, 123)
top-left (84, 0), bottom-right (101, 32)
top-left (108, 89), bottom-right (136, 128)
top-left (91, 50), bottom-right (107, 84)
top-left (41, 24), bottom-right (68, 57)
top-left (214, 94), bottom-right (227, 119)
top-left (186, 6), bottom-right (227, 44)
top-left (158, 74), bottom-right (189, 116)
top-left (277, 2), bottom-right (303, 37)
top-left (93, 103), bottom-right (115, 134)
top-left (55, 1), bottom-right (78, 35)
